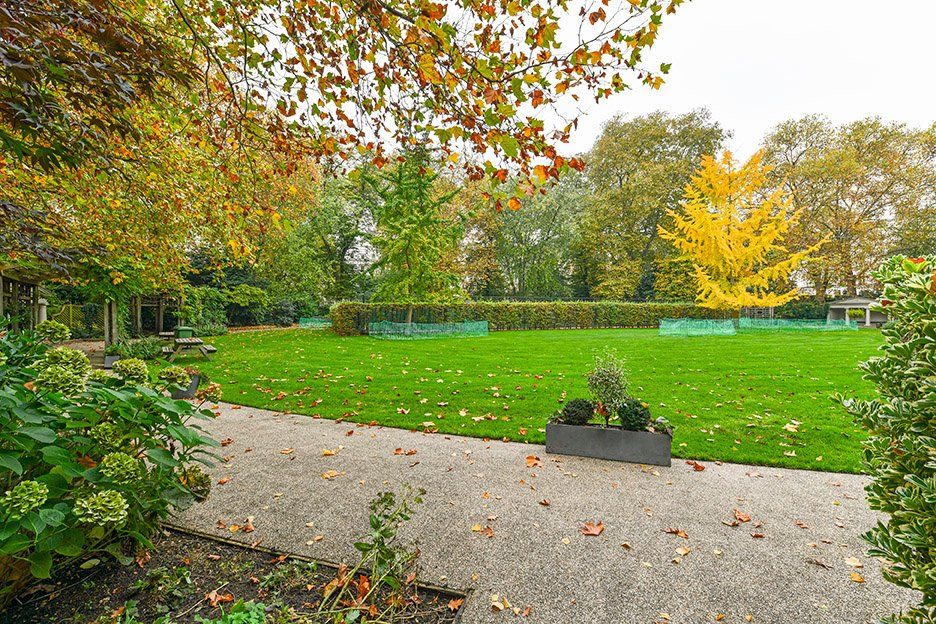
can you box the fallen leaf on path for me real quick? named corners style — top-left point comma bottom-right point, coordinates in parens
top-left (220, 438), bottom-right (234, 447)
top-left (581, 521), bottom-right (604, 536)
top-left (733, 509), bottom-right (752, 523)
top-left (850, 572), bottom-right (865, 583)
top-left (244, 517), bottom-right (255, 533)
top-left (844, 557), bottom-right (863, 568)
top-left (217, 477), bottom-right (230, 485)
top-left (663, 527), bottom-right (689, 539)
top-left (538, 499), bottom-right (550, 507)
top-left (321, 470), bottom-right (344, 480)
top-left (686, 460), bottom-right (705, 471)
top-left (806, 557), bottom-right (832, 569)
top-left (525, 455), bottom-right (542, 468)
top-left (280, 448), bottom-right (294, 455)
top-left (393, 448), bottom-right (417, 456)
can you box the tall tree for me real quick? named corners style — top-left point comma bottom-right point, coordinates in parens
top-left (576, 109), bottom-right (727, 299)
top-left (366, 148), bottom-right (464, 322)
top-left (763, 116), bottom-right (935, 298)
top-left (659, 151), bottom-right (818, 313)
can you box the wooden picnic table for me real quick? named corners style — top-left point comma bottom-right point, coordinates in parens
top-left (167, 336), bottom-right (206, 362)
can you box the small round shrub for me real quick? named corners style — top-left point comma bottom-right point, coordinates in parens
top-left (1, 480), bottom-right (49, 519)
top-left (157, 365), bottom-right (191, 389)
top-left (587, 352), bottom-right (628, 425)
top-left (74, 490), bottom-right (129, 526)
top-left (617, 398), bottom-right (651, 431)
top-left (35, 320), bottom-right (71, 343)
top-left (560, 398), bottom-right (595, 425)
top-left (112, 358), bottom-right (149, 384)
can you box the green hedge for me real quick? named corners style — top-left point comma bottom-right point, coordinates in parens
top-left (330, 301), bottom-right (722, 335)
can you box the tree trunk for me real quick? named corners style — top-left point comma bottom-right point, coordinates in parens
top-left (405, 304), bottom-right (414, 325)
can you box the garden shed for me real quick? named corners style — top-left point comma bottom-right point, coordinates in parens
top-left (826, 296), bottom-right (887, 327)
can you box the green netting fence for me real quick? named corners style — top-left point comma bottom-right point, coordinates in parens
top-left (298, 316), bottom-right (332, 329)
top-left (368, 320), bottom-right (489, 340)
top-left (660, 317), bottom-right (858, 336)
top-left (659, 318), bottom-right (737, 336)
top-left (738, 318), bottom-right (857, 332)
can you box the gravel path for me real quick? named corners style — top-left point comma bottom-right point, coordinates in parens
top-left (174, 403), bottom-right (919, 624)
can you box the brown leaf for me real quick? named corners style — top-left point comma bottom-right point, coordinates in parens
top-left (217, 477), bottom-right (231, 485)
top-left (733, 509), bottom-right (752, 523)
top-left (205, 589), bottom-right (234, 607)
top-left (538, 499), bottom-right (551, 507)
top-left (220, 438), bottom-right (234, 447)
top-left (686, 460), bottom-right (705, 471)
top-left (525, 455), bottom-right (542, 468)
top-left (750, 532), bottom-right (765, 539)
top-left (663, 527), bottom-right (689, 539)
top-left (806, 557), bottom-right (832, 569)
top-left (244, 517), bottom-right (255, 533)
top-left (448, 598), bottom-right (465, 611)
top-left (580, 521), bottom-right (604, 536)
top-left (280, 447), bottom-right (294, 455)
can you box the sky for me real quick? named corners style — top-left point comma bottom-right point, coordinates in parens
top-left (558, 0), bottom-right (936, 157)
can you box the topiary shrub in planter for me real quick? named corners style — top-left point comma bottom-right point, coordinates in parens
top-left (838, 255), bottom-right (935, 624)
top-left (0, 330), bottom-right (219, 610)
top-left (617, 398), bottom-right (651, 431)
top-left (559, 399), bottom-right (595, 425)
top-left (547, 351), bottom-right (672, 466)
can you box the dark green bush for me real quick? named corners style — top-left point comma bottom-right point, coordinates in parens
top-left (839, 256), bottom-right (935, 624)
top-left (265, 298), bottom-right (298, 327)
top-left (617, 398), bottom-right (651, 431)
top-left (107, 337), bottom-right (164, 360)
top-left (0, 330), bottom-right (218, 609)
top-left (330, 301), bottom-right (720, 335)
top-left (559, 399), bottom-right (594, 425)
top-left (775, 296), bottom-right (829, 319)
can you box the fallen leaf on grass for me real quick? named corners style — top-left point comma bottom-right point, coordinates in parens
top-left (525, 455), bottom-right (542, 468)
top-left (581, 521), bottom-right (604, 536)
top-left (206, 589), bottom-right (234, 607)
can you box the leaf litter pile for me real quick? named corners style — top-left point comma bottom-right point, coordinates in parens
top-left (6, 529), bottom-right (464, 623)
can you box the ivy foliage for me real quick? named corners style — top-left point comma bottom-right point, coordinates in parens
top-left (839, 256), bottom-right (936, 623)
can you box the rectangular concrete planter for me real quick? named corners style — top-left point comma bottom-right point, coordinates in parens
top-left (546, 422), bottom-right (672, 466)
top-left (171, 374), bottom-right (200, 399)
top-left (103, 355), bottom-right (120, 369)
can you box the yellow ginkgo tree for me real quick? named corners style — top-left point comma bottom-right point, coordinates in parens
top-left (658, 150), bottom-right (820, 313)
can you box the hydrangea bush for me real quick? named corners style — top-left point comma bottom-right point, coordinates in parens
top-left (839, 256), bottom-right (935, 624)
top-left (0, 330), bottom-right (219, 609)
top-left (34, 320), bottom-right (71, 344)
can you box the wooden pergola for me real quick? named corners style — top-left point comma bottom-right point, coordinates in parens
top-left (0, 266), bottom-right (53, 332)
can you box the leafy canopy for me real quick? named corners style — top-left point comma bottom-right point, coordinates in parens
top-left (659, 151), bottom-right (819, 311)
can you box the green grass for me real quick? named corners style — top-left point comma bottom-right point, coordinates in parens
top-left (169, 328), bottom-right (883, 473)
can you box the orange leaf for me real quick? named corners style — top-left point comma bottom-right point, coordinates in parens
top-left (448, 597), bottom-right (464, 611)
top-left (205, 589), bottom-right (234, 607)
top-left (581, 521), bottom-right (604, 536)
top-left (733, 509), bottom-right (752, 523)
top-left (525, 455), bottom-right (541, 468)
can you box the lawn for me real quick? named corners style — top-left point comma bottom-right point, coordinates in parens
top-left (168, 328), bottom-right (883, 473)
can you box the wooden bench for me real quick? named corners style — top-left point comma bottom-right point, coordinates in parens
top-left (199, 344), bottom-right (217, 360)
